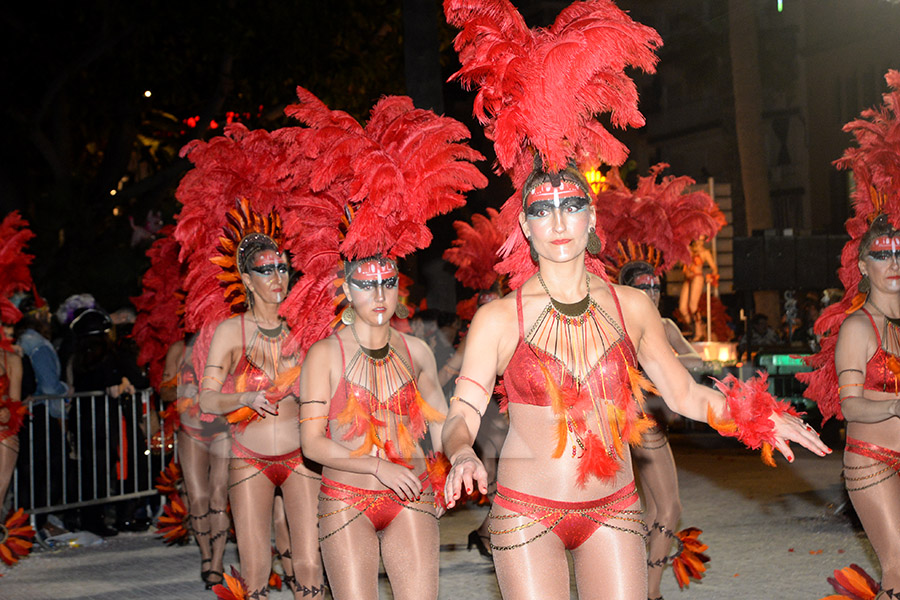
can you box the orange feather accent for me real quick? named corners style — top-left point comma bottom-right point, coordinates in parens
top-left (336, 392), bottom-right (371, 439)
top-left (426, 451), bottom-right (452, 509)
top-left (761, 442), bottom-right (776, 467)
top-left (706, 404), bottom-right (738, 435)
top-left (266, 364), bottom-right (303, 400)
top-left (414, 389), bottom-right (447, 424)
top-left (671, 527), bottom-right (710, 588)
top-left (845, 292), bottom-right (867, 315)
top-left (226, 406), bottom-right (257, 425)
top-left (350, 422), bottom-right (381, 457)
top-left (629, 415), bottom-right (656, 445)
top-left (213, 567), bottom-right (250, 600)
top-left (553, 418), bottom-right (569, 459)
top-left (607, 404), bottom-right (625, 458)
top-left (627, 364), bottom-right (658, 410)
top-left (0, 508), bottom-right (35, 567)
top-left (825, 563), bottom-right (881, 600)
top-left (396, 420), bottom-right (417, 462)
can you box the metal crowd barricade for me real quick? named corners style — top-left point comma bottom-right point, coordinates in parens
top-left (12, 388), bottom-right (172, 521)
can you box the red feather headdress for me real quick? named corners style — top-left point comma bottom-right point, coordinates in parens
top-left (444, 0), bottom-right (662, 289)
top-left (279, 88), bottom-right (487, 357)
top-left (596, 163), bottom-right (726, 278)
top-left (444, 207), bottom-right (506, 321)
top-left (173, 123), bottom-right (311, 372)
top-left (130, 226), bottom-right (187, 390)
top-left (800, 70), bottom-right (900, 422)
top-left (0, 212), bottom-right (35, 351)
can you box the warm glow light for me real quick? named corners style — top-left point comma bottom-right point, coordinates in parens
top-left (144, 90), bottom-right (152, 98)
top-left (583, 168), bottom-right (609, 194)
top-left (109, 189), bottom-right (117, 196)
top-left (112, 206), bottom-right (120, 216)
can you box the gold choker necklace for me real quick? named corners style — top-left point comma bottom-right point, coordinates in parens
top-left (350, 325), bottom-right (391, 360)
top-left (538, 272), bottom-right (591, 317)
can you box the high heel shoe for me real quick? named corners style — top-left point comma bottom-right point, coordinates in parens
top-left (467, 530), bottom-right (491, 558)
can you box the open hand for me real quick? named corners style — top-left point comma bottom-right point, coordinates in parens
top-left (444, 449), bottom-right (488, 509)
top-left (242, 391), bottom-right (278, 417)
top-left (373, 459), bottom-right (422, 501)
top-left (770, 412), bottom-right (831, 462)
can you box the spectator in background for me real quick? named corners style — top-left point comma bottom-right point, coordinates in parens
top-left (13, 291), bottom-right (69, 535)
top-left (738, 313), bottom-right (781, 358)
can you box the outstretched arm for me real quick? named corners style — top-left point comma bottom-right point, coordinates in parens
top-left (622, 286), bottom-right (829, 462)
top-left (835, 314), bottom-right (900, 423)
top-left (298, 339), bottom-right (422, 501)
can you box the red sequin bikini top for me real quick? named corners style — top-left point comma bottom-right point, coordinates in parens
top-left (503, 285), bottom-right (638, 407)
top-left (861, 308), bottom-right (900, 394)
top-left (221, 315), bottom-right (276, 395)
top-left (329, 333), bottom-right (444, 465)
top-left (499, 283), bottom-right (652, 486)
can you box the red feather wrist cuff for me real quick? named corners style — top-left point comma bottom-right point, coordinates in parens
top-left (707, 372), bottom-right (802, 466)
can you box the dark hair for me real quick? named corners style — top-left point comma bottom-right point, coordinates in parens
top-left (521, 156), bottom-right (593, 208)
top-left (618, 261), bottom-right (656, 287)
top-left (858, 214), bottom-right (898, 260)
top-left (237, 234), bottom-right (280, 275)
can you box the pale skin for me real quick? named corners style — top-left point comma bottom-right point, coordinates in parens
top-left (162, 339), bottom-right (229, 587)
top-left (833, 241), bottom-right (900, 599)
top-left (198, 248), bottom-right (323, 600)
top-left (628, 270), bottom-right (700, 598)
top-left (0, 338), bottom-right (23, 508)
top-left (441, 185), bottom-right (829, 600)
top-left (299, 259), bottom-right (448, 600)
top-left (679, 238), bottom-right (717, 340)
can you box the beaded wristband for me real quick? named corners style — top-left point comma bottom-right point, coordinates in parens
top-left (450, 395), bottom-right (483, 418)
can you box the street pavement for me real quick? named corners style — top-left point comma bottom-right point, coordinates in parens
top-left (0, 431), bottom-right (878, 600)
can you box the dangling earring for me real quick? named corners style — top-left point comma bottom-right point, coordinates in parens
top-left (529, 238), bottom-right (539, 263)
top-left (859, 274), bottom-right (870, 294)
top-left (586, 227), bottom-right (602, 254)
top-left (394, 303), bottom-right (410, 319)
top-left (341, 305), bottom-right (356, 325)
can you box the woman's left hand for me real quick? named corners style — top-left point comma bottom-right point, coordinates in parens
top-left (770, 413), bottom-right (831, 462)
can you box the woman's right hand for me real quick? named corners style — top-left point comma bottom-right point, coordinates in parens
top-left (241, 391), bottom-right (278, 417)
top-left (444, 448), bottom-right (488, 509)
top-left (373, 459), bottom-right (422, 501)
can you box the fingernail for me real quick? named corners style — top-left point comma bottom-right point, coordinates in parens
top-left (467, 488), bottom-right (471, 493)
top-left (789, 456), bottom-right (794, 463)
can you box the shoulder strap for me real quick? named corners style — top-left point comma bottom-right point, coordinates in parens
top-left (607, 282), bottom-right (636, 349)
top-left (335, 333), bottom-right (347, 373)
top-left (515, 287), bottom-right (525, 339)
top-left (860, 307), bottom-right (882, 347)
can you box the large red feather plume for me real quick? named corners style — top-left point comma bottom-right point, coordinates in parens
top-left (443, 207), bottom-right (505, 291)
top-left (173, 123), bottom-right (312, 372)
top-left (0, 212), bottom-right (35, 350)
top-left (596, 163), bottom-right (726, 277)
top-left (444, 0), bottom-right (662, 290)
top-left (800, 70), bottom-right (900, 422)
top-left (131, 226), bottom-right (186, 390)
top-left (279, 88), bottom-right (487, 357)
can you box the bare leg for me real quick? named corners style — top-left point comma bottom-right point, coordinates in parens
top-left (572, 525), bottom-right (648, 600)
top-left (229, 459), bottom-right (276, 599)
top-left (273, 494), bottom-right (293, 590)
top-left (845, 452), bottom-right (900, 595)
top-left (208, 434), bottom-right (231, 585)
top-left (280, 468), bottom-right (325, 598)
top-left (178, 430), bottom-right (212, 580)
top-left (318, 496), bottom-right (381, 600)
top-left (490, 503), bottom-right (574, 600)
top-left (688, 277), bottom-right (705, 341)
top-left (632, 428), bottom-right (682, 599)
top-left (381, 506), bottom-right (439, 600)
top-left (0, 436), bottom-right (18, 512)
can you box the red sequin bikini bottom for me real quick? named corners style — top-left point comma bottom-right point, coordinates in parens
top-left (491, 481), bottom-right (642, 550)
top-left (317, 475), bottom-right (434, 538)
top-left (231, 441), bottom-right (305, 487)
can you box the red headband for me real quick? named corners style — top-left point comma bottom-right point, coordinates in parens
top-left (525, 181), bottom-right (586, 207)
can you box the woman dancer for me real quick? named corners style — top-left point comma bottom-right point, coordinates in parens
top-left (284, 88), bottom-right (485, 600)
top-left (131, 229), bottom-right (232, 589)
top-left (443, 208), bottom-right (509, 558)
top-left (162, 337), bottom-right (230, 588)
top-left (596, 163), bottom-right (723, 597)
top-left (0, 212), bottom-right (35, 511)
top-left (175, 122), bottom-right (324, 599)
top-left (801, 70), bottom-right (900, 600)
top-left (441, 2), bottom-right (829, 599)
top-left (678, 238), bottom-right (718, 341)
